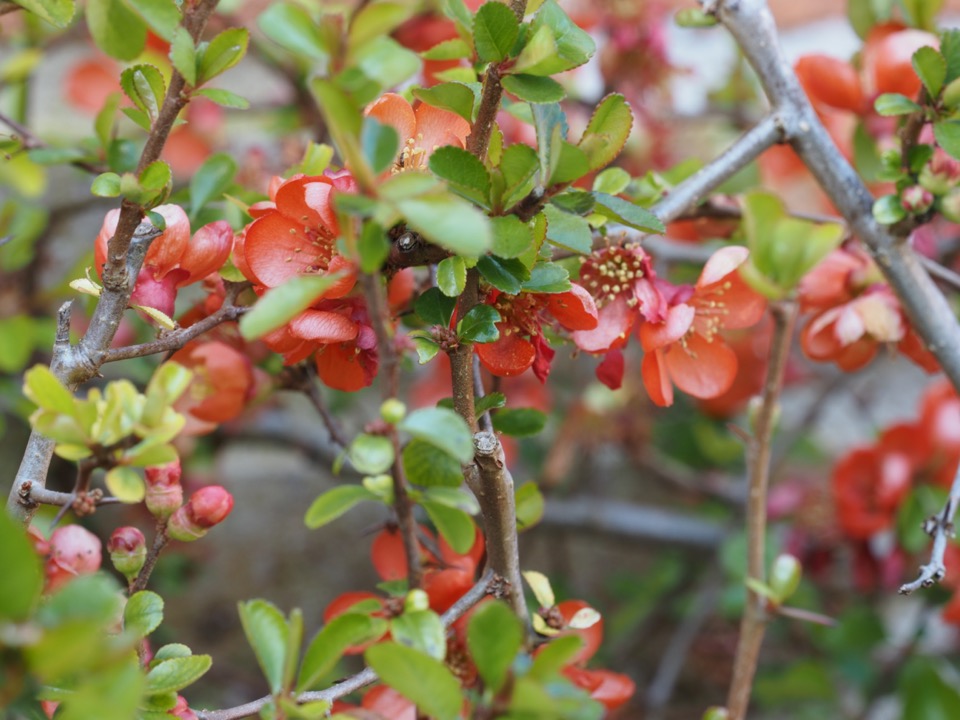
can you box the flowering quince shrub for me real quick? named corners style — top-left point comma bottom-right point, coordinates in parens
top-left (9, 0), bottom-right (960, 718)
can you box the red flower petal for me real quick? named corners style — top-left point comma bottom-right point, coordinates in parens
top-left (638, 303), bottom-right (695, 351)
top-left (572, 296), bottom-right (635, 353)
top-left (177, 220), bottom-right (233, 287)
top-left (243, 212), bottom-right (335, 287)
top-left (642, 348), bottom-right (674, 407)
top-left (315, 340), bottom-right (378, 391)
top-left (366, 93), bottom-right (417, 143)
top-left (563, 667), bottom-right (636, 710)
top-left (289, 310), bottom-right (359, 343)
top-left (697, 245), bottom-right (749, 288)
top-left (371, 527), bottom-right (408, 582)
top-left (476, 326), bottom-right (536, 377)
top-left (546, 284), bottom-right (599, 331)
top-left (557, 599), bottom-right (603, 664)
top-left (274, 176), bottom-right (338, 236)
top-left (664, 332), bottom-right (738, 400)
top-left (595, 349), bottom-right (624, 390)
top-left (414, 101), bottom-right (472, 150)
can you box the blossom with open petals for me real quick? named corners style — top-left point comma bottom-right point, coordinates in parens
top-left (478, 286), bottom-right (599, 382)
top-left (365, 93), bottom-right (471, 173)
top-left (638, 246), bottom-right (766, 407)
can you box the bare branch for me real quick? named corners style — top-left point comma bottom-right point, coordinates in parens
top-left (725, 301), bottom-right (797, 720)
top-left (900, 466), bottom-right (960, 594)
top-left (195, 571), bottom-right (495, 720)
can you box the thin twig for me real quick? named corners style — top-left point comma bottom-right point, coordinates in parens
top-left (900, 466), bottom-right (960, 594)
top-left (195, 570), bottom-right (495, 720)
top-left (360, 271), bottom-right (422, 589)
top-left (129, 519), bottom-right (170, 594)
top-left (725, 301), bottom-right (797, 720)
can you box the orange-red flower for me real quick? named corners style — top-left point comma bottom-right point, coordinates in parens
top-left (365, 93), bottom-right (471, 173)
top-left (477, 286), bottom-right (599, 382)
top-left (798, 245), bottom-right (938, 371)
top-left (638, 246), bottom-right (766, 407)
top-left (832, 442), bottom-right (913, 539)
top-left (572, 242), bottom-right (665, 354)
top-left (169, 340), bottom-right (256, 435)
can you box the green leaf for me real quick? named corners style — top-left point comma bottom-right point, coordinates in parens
top-left (105, 466), bottom-right (145, 503)
top-left (872, 194), bottom-right (907, 224)
top-left (593, 167), bottom-right (631, 195)
top-left (413, 82), bottom-right (478, 124)
top-left (437, 255), bottom-right (467, 296)
top-left (489, 215), bottom-right (534, 259)
top-left (239, 273), bottom-right (346, 340)
top-left (297, 613), bottom-right (388, 692)
top-left (140, 160), bottom-right (172, 195)
top-left (457, 304), bottom-right (500, 343)
top-left (513, 0), bottom-right (594, 75)
top-left (468, 601), bottom-right (523, 692)
top-left (473, 0), bottom-right (520, 63)
top-left (170, 27), bottom-right (197, 86)
top-left (477, 254), bottom-right (527, 294)
top-left (24, 364), bottom-right (74, 415)
top-left (935, 120), bottom-right (960, 160)
top-left (13, 0), bottom-right (75, 27)
top-left (349, 1), bottom-right (416, 47)
top-left (0, 512), bottom-right (43, 621)
top-left (92, 172), bottom-right (122, 197)
top-left (502, 73), bottom-right (566, 103)
top-left (193, 87), bottom-right (249, 109)
top-left (402, 439), bottom-right (464, 488)
top-left (942, 29), bottom-right (960, 84)
top-left (190, 153), bottom-right (237, 216)
top-left (579, 93), bottom-right (633, 172)
top-left (125, 591), bottom-right (164, 638)
top-left (145, 654), bottom-right (212, 694)
top-left (543, 205), bottom-right (592, 254)
top-left (429, 145), bottom-right (491, 207)
top-left (515, 482), bottom-right (544, 531)
top-left (592, 192), bottom-right (664, 233)
top-left (532, 102), bottom-right (566, 186)
top-left (348, 36), bottom-right (421, 103)
top-left (522, 569), bottom-right (555, 608)
top-left (86, 0), bottom-right (147, 60)
top-left (492, 407), bottom-right (547, 436)
top-left (902, 0), bottom-right (944, 31)
top-left (238, 600), bottom-right (289, 695)
top-left (358, 221), bottom-right (390, 273)
top-left (422, 486), bottom-right (479, 513)
top-left (126, 0), bottom-right (180, 41)
top-left (258, 2), bottom-right (329, 61)
top-left (390, 610), bottom-right (447, 660)
top-left (674, 7), bottom-right (719, 27)
top-left (362, 117), bottom-right (400, 176)
top-left (394, 194), bottom-right (491, 256)
top-left (522, 261), bottom-right (570, 293)
top-left (913, 46), bottom-right (947, 97)
top-left (349, 433), bottom-right (395, 475)
top-left (399, 407), bottom-right (474, 463)
top-left (415, 286), bottom-right (457, 327)
top-left (421, 38), bottom-right (472, 60)
top-left (365, 642), bottom-right (462, 720)
top-left (305, 485), bottom-right (379, 529)
top-left (310, 79), bottom-right (372, 188)
top-left (422, 500), bottom-right (476, 553)
top-left (874, 93), bottom-right (922, 116)
top-left (529, 634), bottom-right (583, 679)
top-left (120, 64), bottom-right (166, 123)
top-left (198, 28), bottom-right (249, 85)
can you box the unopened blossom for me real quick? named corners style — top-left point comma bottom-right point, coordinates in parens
top-left (145, 459), bottom-right (184, 518)
top-left (46, 525), bottom-right (102, 592)
top-left (168, 486), bottom-right (234, 542)
top-left (108, 526), bottom-right (146, 580)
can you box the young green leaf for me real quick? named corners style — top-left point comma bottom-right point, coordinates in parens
top-left (120, 64), bottom-right (166, 123)
top-left (437, 255), bottom-right (467, 296)
top-left (239, 273), bottom-right (346, 340)
top-left (361, 117), bottom-right (400, 176)
top-left (92, 172), bottom-right (122, 197)
top-left (415, 287), bottom-right (458, 327)
top-left (429, 146), bottom-right (491, 207)
top-left (413, 82), bottom-right (479, 123)
top-left (238, 600), bottom-right (289, 695)
top-left (543, 204), bottom-right (592, 254)
top-left (390, 610), bottom-right (447, 660)
top-left (125, 591), bottom-right (164, 639)
top-left (297, 613), bottom-right (388, 692)
top-left (501, 74), bottom-right (566, 103)
top-left (515, 481), bottom-right (545, 530)
top-left (399, 407), bottom-right (474, 463)
top-left (190, 153), bottom-right (237, 216)
top-left (492, 407), bottom-right (547, 436)
top-left (305, 485), bottom-right (379, 529)
top-left (258, 2), bottom-right (329, 61)
top-left (913, 46), bottom-right (947, 98)
top-left (467, 600), bottom-right (523, 692)
top-left (477, 255), bottom-right (526, 294)
top-left (193, 88), bottom-right (250, 109)
top-left (457, 304), bottom-right (501, 343)
top-left (105, 466), bottom-right (146, 503)
top-left (170, 27), bottom-right (197, 86)
top-left (24, 365), bottom-right (75, 415)
top-left (126, 0), bottom-right (181, 41)
top-left (365, 643), bottom-right (462, 720)
top-left (87, 0), bottom-right (147, 60)
top-left (197, 28), bottom-right (249, 85)
top-left (14, 0), bottom-right (76, 27)
top-left (874, 93), bottom-right (922, 116)
top-left (579, 93), bottom-right (633, 172)
top-left (394, 193), bottom-right (491, 256)
top-left (145, 655), bottom-right (212, 694)
top-left (473, 0), bottom-right (520, 63)
top-left (0, 512), bottom-right (43, 621)
top-left (421, 501), bottom-right (476, 554)
top-left (348, 434), bottom-right (395, 475)
top-left (402, 439), bottom-right (464, 488)
top-left (592, 192), bottom-right (664, 233)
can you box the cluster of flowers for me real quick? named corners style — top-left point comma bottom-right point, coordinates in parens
top-left (320, 525), bottom-right (634, 715)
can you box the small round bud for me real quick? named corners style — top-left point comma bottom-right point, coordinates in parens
top-left (404, 589), bottom-right (430, 613)
top-left (901, 184), bottom-right (934, 214)
top-left (380, 398), bottom-right (407, 424)
top-left (46, 525), bottom-right (102, 592)
top-left (108, 526), bottom-right (147, 580)
top-left (168, 486), bottom-right (234, 542)
top-left (170, 696), bottom-right (199, 720)
top-left (145, 460), bottom-right (184, 519)
top-left (702, 708), bottom-right (730, 720)
top-left (769, 553), bottom-right (802, 604)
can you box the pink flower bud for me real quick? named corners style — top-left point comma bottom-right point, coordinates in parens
top-left (168, 486), bottom-right (233, 542)
top-left (46, 525), bottom-right (102, 592)
top-left (146, 460), bottom-right (184, 519)
top-left (901, 185), bottom-right (934, 214)
top-left (920, 151), bottom-right (960, 195)
top-left (108, 526), bottom-right (147, 579)
top-left (177, 220), bottom-right (234, 287)
top-left (170, 696), bottom-right (198, 720)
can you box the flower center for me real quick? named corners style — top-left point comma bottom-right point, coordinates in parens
top-left (394, 133), bottom-right (431, 173)
top-left (492, 293), bottom-right (544, 339)
top-left (580, 242), bottom-right (648, 309)
top-left (690, 281), bottom-right (733, 343)
top-left (285, 225), bottom-right (335, 274)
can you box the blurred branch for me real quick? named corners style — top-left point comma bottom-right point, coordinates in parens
top-left (196, 570), bottom-right (495, 720)
top-left (0, 110), bottom-right (106, 174)
top-left (899, 465), bottom-right (960, 594)
top-left (725, 300), bottom-right (797, 720)
top-left (541, 498), bottom-right (727, 547)
top-left (0, 2), bottom-right (22, 16)
top-left (704, 0), bottom-right (960, 411)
